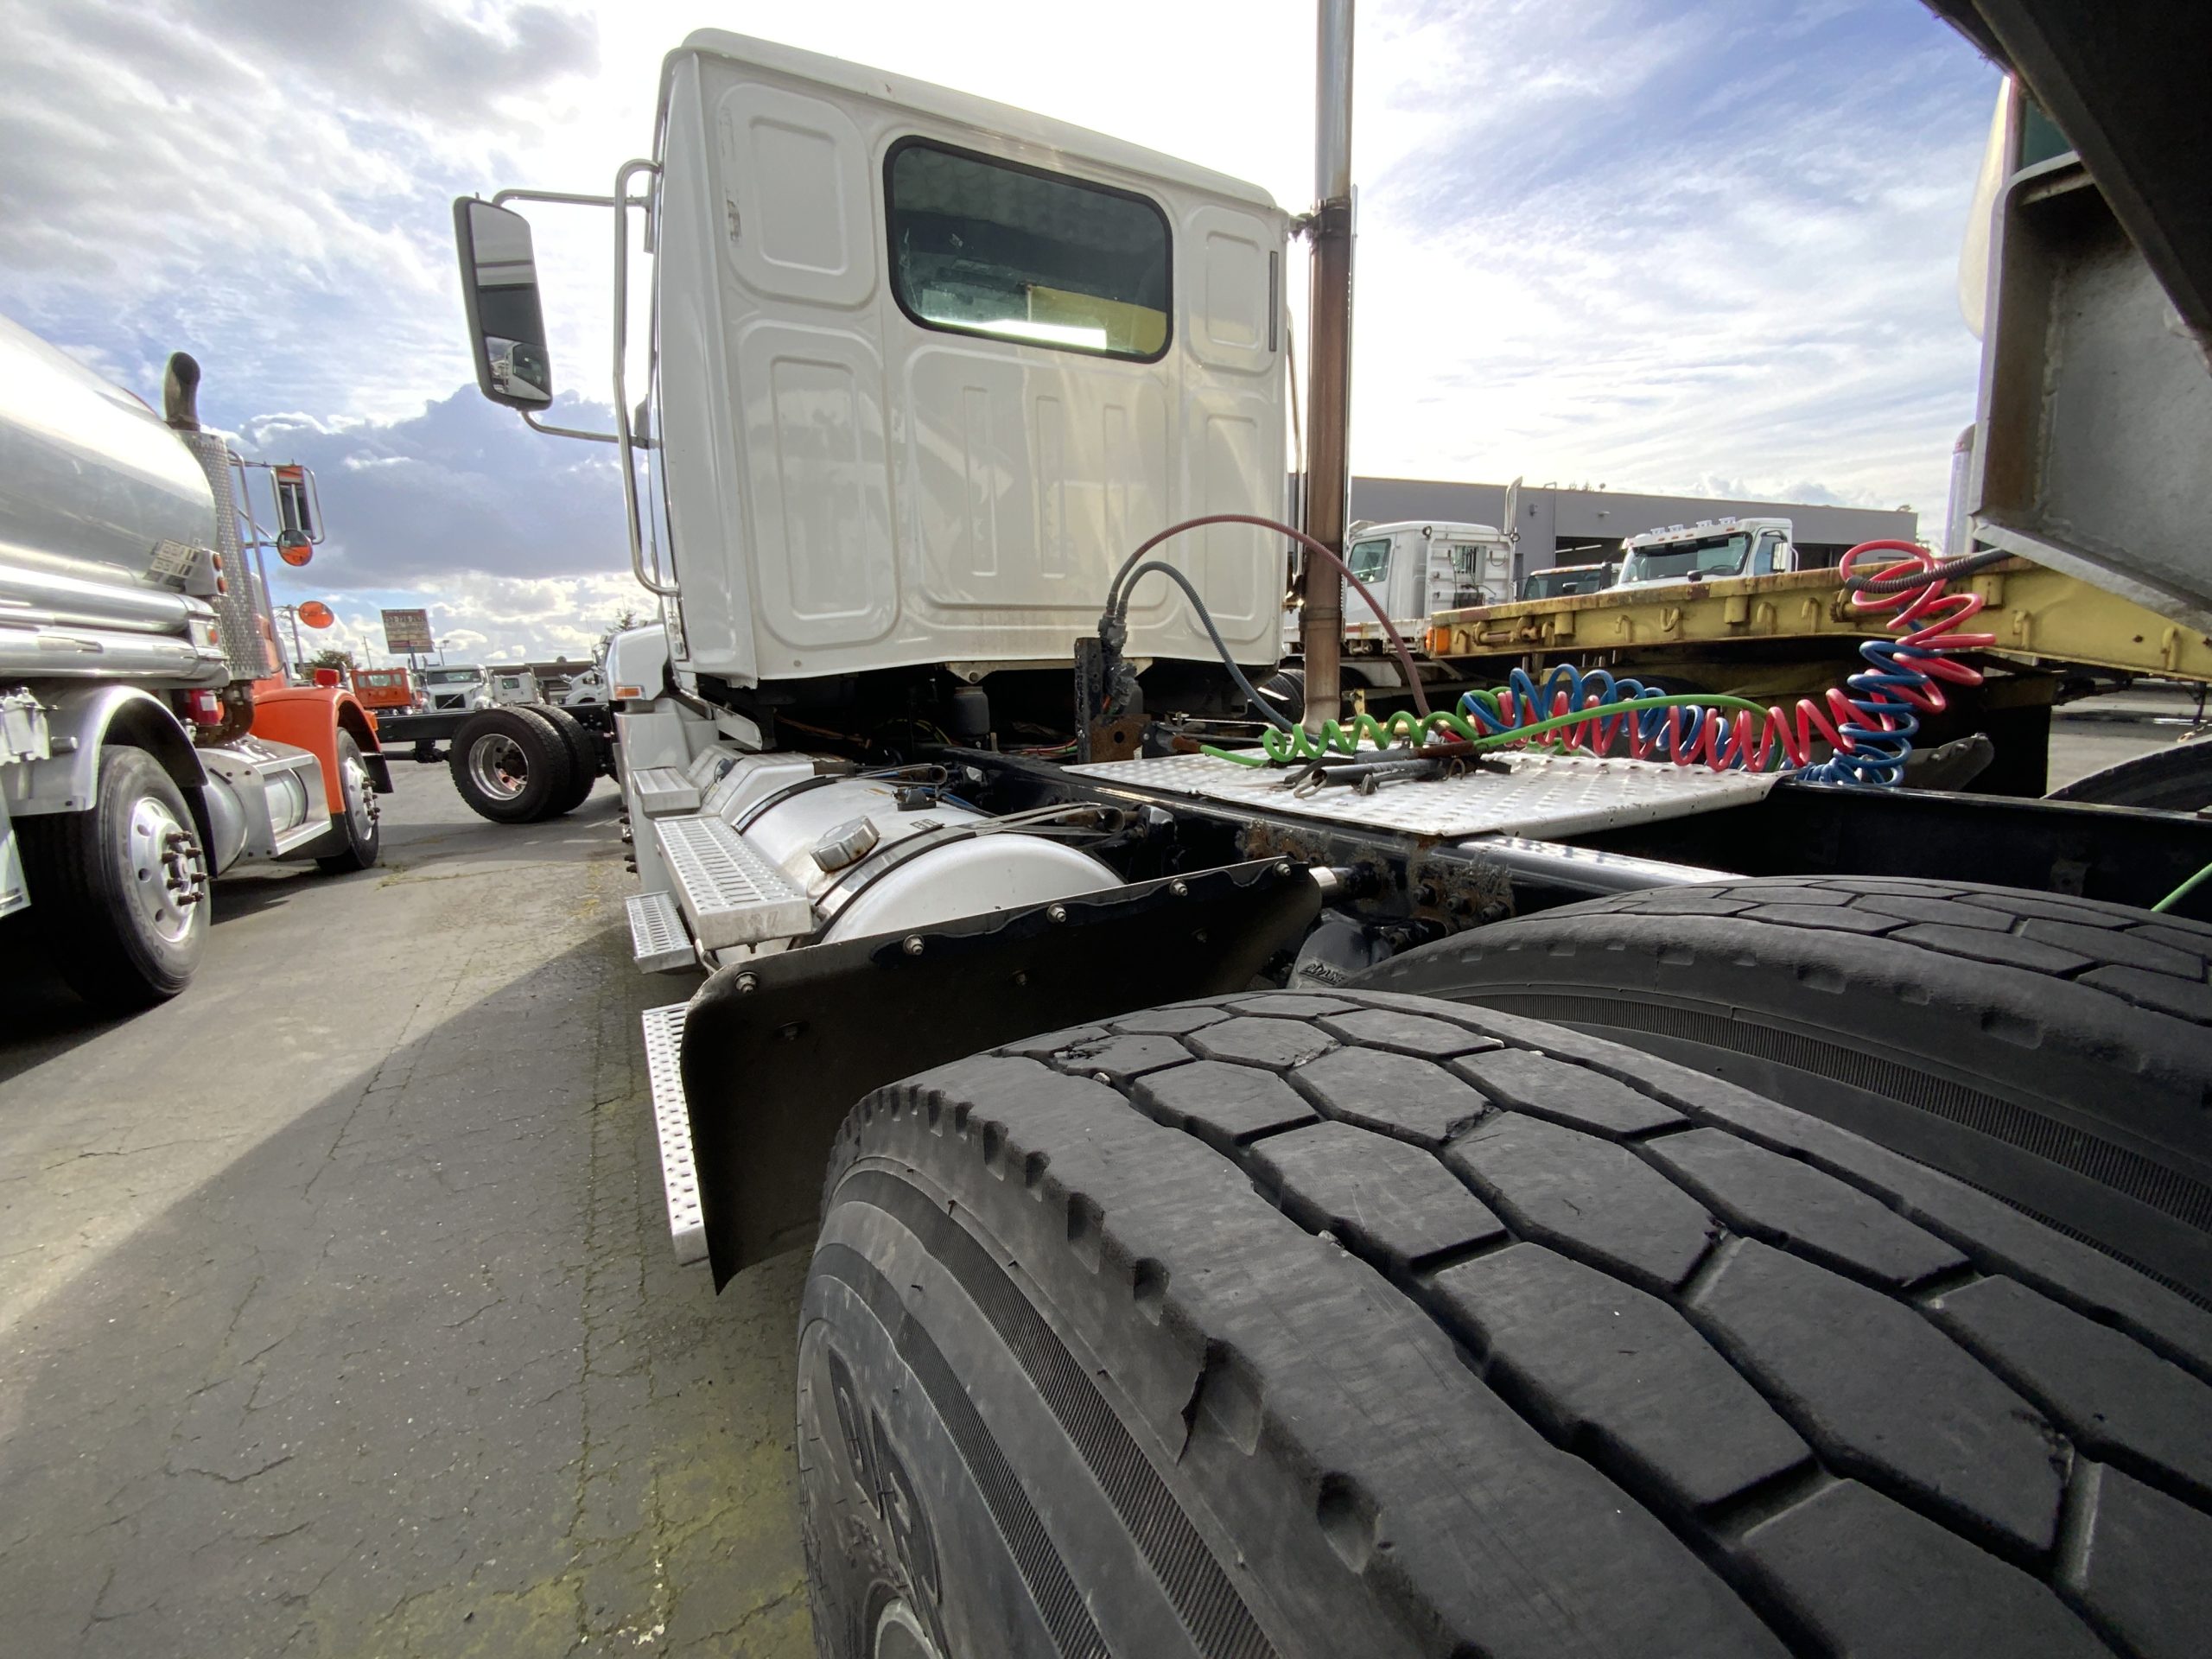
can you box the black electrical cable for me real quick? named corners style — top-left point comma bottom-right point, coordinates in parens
top-left (1842, 547), bottom-right (2012, 594)
top-left (1104, 512), bottom-right (1432, 718)
top-left (1121, 559), bottom-right (1298, 731)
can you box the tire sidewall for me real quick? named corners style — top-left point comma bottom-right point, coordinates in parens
top-left (317, 732), bottom-right (381, 871)
top-left (799, 1157), bottom-right (1181, 1659)
top-left (94, 747), bottom-right (207, 995)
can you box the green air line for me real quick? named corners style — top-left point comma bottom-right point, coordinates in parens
top-left (1199, 692), bottom-right (1776, 769)
top-left (2152, 857), bottom-right (2212, 914)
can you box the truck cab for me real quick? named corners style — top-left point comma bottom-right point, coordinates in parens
top-left (487, 669), bottom-right (541, 706)
top-left (1615, 516), bottom-right (1796, 589)
top-left (419, 664), bottom-right (491, 712)
top-left (1518, 559), bottom-right (1618, 601)
top-left (1338, 520), bottom-right (1514, 636)
top-left (1290, 518), bottom-right (1516, 651)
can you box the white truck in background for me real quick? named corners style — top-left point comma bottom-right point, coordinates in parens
top-left (1340, 518), bottom-right (1514, 632)
top-left (418, 664), bottom-right (493, 712)
top-left (487, 668), bottom-right (542, 706)
top-left (1613, 514), bottom-right (1799, 588)
top-left (0, 315), bottom-right (390, 1008)
top-left (1518, 558), bottom-right (1618, 600)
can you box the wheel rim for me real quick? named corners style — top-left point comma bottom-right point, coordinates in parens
top-left (126, 796), bottom-right (206, 944)
top-left (340, 751), bottom-right (378, 841)
top-left (466, 733), bottom-right (529, 800)
top-left (873, 1600), bottom-right (943, 1659)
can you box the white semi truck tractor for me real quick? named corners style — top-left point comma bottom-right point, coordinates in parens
top-left (0, 315), bottom-right (390, 1008)
top-left (454, 9), bottom-right (2212, 1655)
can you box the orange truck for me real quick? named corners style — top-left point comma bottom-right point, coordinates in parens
top-left (0, 315), bottom-right (391, 1009)
top-left (351, 666), bottom-right (418, 715)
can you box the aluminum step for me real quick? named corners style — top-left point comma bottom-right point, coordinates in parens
top-left (653, 814), bottom-right (813, 949)
top-left (641, 1003), bottom-right (706, 1264)
top-left (630, 766), bottom-right (702, 817)
top-left (626, 890), bottom-right (696, 973)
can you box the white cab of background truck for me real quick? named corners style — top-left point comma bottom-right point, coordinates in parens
top-left (1342, 519), bottom-right (1513, 635)
top-left (1614, 516), bottom-right (1797, 589)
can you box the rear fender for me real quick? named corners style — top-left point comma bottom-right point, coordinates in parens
top-left (1, 683), bottom-right (205, 817)
top-left (677, 859), bottom-right (1324, 1282)
top-left (249, 685), bottom-right (391, 810)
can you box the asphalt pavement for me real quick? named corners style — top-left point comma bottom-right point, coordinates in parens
top-left (0, 763), bottom-right (809, 1658)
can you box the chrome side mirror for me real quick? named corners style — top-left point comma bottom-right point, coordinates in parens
top-left (453, 198), bottom-right (552, 410)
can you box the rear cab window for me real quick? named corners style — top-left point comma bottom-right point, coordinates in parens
top-left (885, 138), bottom-right (1172, 361)
top-left (1345, 537), bottom-right (1393, 582)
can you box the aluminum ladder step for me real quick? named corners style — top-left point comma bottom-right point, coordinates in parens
top-left (626, 890), bottom-right (696, 972)
top-left (653, 814), bottom-right (813, 949)
top-left (630, 766), bottom-right (702, 817)
top-left (641, 1003), bottom-right (706, 1264)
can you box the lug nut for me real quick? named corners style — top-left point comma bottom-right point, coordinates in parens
top-left (735, 973), bottom-right (759, 994)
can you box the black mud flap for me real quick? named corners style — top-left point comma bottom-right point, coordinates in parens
top-left (679, 859), bottom-right (1323, 1285)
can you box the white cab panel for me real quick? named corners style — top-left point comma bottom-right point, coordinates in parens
top-left (652, 31), bottom-right (1291, 686)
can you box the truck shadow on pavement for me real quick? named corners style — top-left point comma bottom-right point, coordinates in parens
top-left (0, 929), bottom-right (810, 1659)
top-left (370, 785), bottom-right (628, 881)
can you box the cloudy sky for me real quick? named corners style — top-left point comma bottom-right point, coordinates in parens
top-left (1, 0), bottom-right (2000, 664)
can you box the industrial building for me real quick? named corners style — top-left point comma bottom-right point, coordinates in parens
top-left (1348, 475), bottom-right (1918, 584)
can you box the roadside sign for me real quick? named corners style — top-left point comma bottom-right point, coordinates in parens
top-left (381, 607), bottom-right (433, 653)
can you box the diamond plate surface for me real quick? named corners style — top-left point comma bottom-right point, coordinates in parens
top-left (641, 1003), bottom-right (706, 1263)
top-left (1068, 748), bottom-right (1777, 839)
top-left (630, 766), bottom-right (702, 817)
top-left (626, 890), bottom-right (695, 972)
top-left (654, 815), bottom-right (813, 948)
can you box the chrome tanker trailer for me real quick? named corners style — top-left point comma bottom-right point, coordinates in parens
top-left (0, 313), bottom-right (391, 1008)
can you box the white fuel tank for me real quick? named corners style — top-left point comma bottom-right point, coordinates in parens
top-left (738, 773), bottom-right (1119, 944)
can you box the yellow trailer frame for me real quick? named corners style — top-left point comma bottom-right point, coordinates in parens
top-left (1423, 557), bottom-right (2212, 685)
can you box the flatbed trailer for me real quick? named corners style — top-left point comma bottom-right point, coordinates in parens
top-left (1413, 556), bottom-right (2212, 795)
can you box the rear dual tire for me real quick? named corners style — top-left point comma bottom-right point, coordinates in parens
top-left (1362, 876), bottom-right (2212, 1300)
top-left (448, 706), bottom-right (585, 823)
top-left (801, 989), bottom-right (2212, 1659)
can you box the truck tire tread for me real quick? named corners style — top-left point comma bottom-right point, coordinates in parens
top-left (806, 990), bottom-right (2212, 1658)
top-left (1357, 877), bottom-right (2212, 1301)
top-left (523, 702), bottom-right (597, 816)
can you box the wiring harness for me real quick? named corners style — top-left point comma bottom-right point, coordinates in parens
top-left (1199, 540), bottom-right (1996, 785)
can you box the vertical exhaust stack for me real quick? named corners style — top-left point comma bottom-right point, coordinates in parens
top-left (1300, 0), bottom-right (1354, 733)
top-left (162, 351), bottom-right (271, 692)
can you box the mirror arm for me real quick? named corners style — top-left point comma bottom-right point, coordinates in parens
top-left (521, 409), bottom-right (620, 445)
top-left (493, 187), bottom-right (613, 209)
top-left (610, 157), bottom-right (676, 598)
